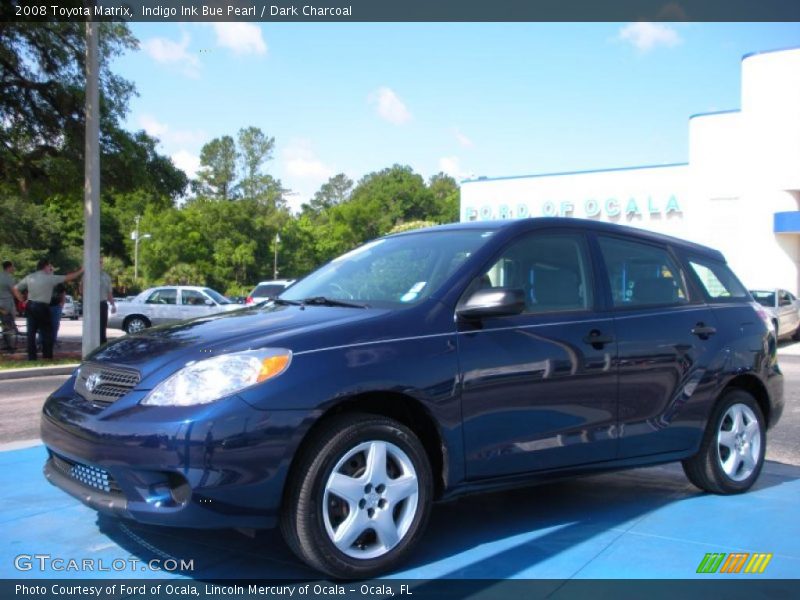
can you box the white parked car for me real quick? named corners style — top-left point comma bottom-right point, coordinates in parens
top-left (245, 279), bottom-right (295, 304)
top-left (749, 289), bottom-right (800, 340)
top-left (62, 295), bottom-right (78, 320)
top-left (109, 286), bottom-right (243, 334)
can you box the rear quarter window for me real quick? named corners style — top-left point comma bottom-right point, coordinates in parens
top-left (687, 258), bottom-right (749, 301)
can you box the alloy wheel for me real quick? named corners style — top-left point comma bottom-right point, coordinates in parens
top-left (126, 318), bottom-right (147, 333)
top-left (716, 403), bottom-right (762, 482)
top-left (322, 440), bottom-right (419, 560)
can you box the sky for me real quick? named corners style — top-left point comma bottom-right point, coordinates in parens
top-left (114, 22), bottom-right (800, 212)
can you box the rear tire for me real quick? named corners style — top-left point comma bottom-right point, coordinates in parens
top-left (280, 413), bottom-right (433, 579)
top-left (682, 389), bottom-right (765, 494)
top-left (124, 316), bottom-right (150, 334)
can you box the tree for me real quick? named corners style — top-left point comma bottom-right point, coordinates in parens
top-left (237, 126), bottom-right (275, 200)
top-left (427, 173), bottom-right (460, 223)
top-left (0, 22), bottom-right (137, 195)
top-left (337, 164), bottom-right (431, 242)
top-left (196, 136), bottom-right (237, 200)
top-left (161, 263), bottom-right (206, 286)
top-left (388, 220), bottom-right (438, 234)
top-left (302, 173), bottom-right (353, 217)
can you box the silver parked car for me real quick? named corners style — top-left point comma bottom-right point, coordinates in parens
top-left (245, 279), bottom-right (295, 305)
top-left (62, 295), bottom-right (78, 320)
top-left (109, 286), bottom-right (243, 334)
top-left (749, 289), bottom-right (800, 340)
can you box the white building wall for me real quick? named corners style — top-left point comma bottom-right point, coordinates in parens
top-left (461, 47), bottom-right (800, 293)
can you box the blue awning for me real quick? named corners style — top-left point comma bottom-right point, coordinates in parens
top-left (774, 211), bottom-right (800, 233)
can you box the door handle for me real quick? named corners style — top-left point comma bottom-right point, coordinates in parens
top-left (583, 330), bottom-right (614, 348)
top-left (691, 323), bottom-right (717, 339)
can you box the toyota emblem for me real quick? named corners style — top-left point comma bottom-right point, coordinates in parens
top-left (86, 373), bottom-right (102, 392)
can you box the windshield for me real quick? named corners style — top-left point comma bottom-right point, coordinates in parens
top-left (254, 284), bottom-right (287, 298)
top-left (203, 288), bottom-right (231, 304)
top-left (282, 229), bottom-right (495, 308)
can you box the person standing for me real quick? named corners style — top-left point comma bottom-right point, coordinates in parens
top-left (50, 282), bottom-right (66, 347)
top-left (82, 257), bottom-right (116, 344)
top-left (14, 259), bottom-right (83, 360)
top-left (99, 258), bottom-right (116, 344)
top-left (0, 261), bottom-right (18, 352)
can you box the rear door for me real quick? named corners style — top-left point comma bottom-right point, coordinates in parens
top-left (595, 235), bottom-right (722, 458)
top-left (459, 230), bottom-right (618, 478)
top-left (143, 287), bottom-right (179, 325)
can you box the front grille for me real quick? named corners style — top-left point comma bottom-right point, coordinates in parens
top-left (50, 453), bottom-right (122, 494)
top-left (75, 363), bottom-right (140, 406)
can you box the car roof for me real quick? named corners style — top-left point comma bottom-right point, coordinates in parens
top-left (386, 217), bottom-right (726, 261)
top-left (140, 286), bottom-right (213, 293)
top-left (254, 280), bottom-right (294, 285)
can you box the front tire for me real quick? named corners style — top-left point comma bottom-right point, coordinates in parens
top-left (281, 413), bottom-right (433, 579)
top-left (682, 389), bottom-right (766, 494)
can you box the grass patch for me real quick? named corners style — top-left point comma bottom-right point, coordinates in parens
top-left (0, 358), bottom-right (79, 370)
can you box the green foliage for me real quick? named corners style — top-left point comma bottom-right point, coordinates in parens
top-left (427, 173), bottom-right (460, 223)
top-left (1, 22), bottom-right (467, 302)
top-left (238, 126), bottom-right (275, 200)
top-left (193, 127), bottom-right (286, 209)
top-left (196, 136), bottom-right (237, 200)
top-left (0, 22), bottom-right (137, 193)
top-left (388, 220), bottom-right (439, 234)
top-left (161, 263), bottom-right (206, 286)
top-left (301, 173), bottom-right (353, 218)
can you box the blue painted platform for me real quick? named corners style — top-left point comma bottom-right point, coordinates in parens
top-left (2, 445), bottom-right (799, 580)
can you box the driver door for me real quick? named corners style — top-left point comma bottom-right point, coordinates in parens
top-left (458, 230), bottom-right (618, 479)
top-left (179, 289), bottom-right (217, 320)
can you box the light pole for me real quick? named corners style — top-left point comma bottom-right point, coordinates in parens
top-left (273, 232), bottom-right (281, 279)
top-left (83, 20), bottom-right (100, 357)
top-left (132, 215), bottom-right (151, 281)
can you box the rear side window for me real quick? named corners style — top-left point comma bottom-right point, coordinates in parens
top-left (146, 289), bottom-right (177, 305)
top-left (477, 233), bottom-right (593, 314)
top-left (688, 258), bottom-right (748, 301)
top-left (598, 237), bottom-right (688, 308)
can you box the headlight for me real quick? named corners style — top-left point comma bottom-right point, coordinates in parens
top-left (141, 348), bottom-right (292, 407)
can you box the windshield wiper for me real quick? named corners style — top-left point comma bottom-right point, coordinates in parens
top-left (301, 296), bottom-right (369, 308)
top-left (272, 298), bottom-right (303, 306)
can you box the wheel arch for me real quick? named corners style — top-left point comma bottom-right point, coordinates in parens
top-left (286, 391), bottom-right (448, 500)
top-left (122, 314), bottom-right (151, 333)
top-left (720, 373), bottom-right (771, 426)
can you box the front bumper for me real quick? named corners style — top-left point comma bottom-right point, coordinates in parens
top-left (41, 383), bottom-right (313, 529)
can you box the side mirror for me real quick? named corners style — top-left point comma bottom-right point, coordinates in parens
top-left (457, 288), bottom-right (526, 319)
top-left (204, 299), bottom-right (214, 306)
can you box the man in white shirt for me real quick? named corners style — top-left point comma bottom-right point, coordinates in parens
top-left (15, 259), bottom-right (83, 360)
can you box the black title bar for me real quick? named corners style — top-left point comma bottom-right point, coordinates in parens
top-left (3, 0), bottom-right (800, 22)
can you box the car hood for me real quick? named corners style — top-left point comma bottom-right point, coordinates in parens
top-left (87, 304), bottom-right (392, 382)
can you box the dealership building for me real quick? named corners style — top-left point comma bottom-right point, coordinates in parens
top-left (460, 47), bottom-right (800, 293)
